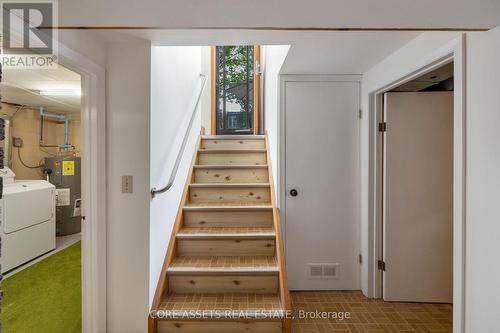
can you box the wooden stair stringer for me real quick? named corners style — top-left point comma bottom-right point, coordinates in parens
top-left (264, 133), bottom-right (293, 332)
top-left (149, 133), bottom-right (202, 333)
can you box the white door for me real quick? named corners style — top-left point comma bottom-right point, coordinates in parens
top-left (285, 80), bottom-right (360, 290)
top-left (383, 92), bottom-right (453, 303)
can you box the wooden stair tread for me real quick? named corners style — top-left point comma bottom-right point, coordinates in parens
top-left (158, 293), bottom-right (284, 315)
top-left (190, 183), bottom-right (270, 188)
top-left (168, 256), bottom-right (279, 274)
top-left (177, 227), bottom-right (276, 239)
top-left (194, 165), bottom-right (269, 169)
top-left (202, 135), bottom-right (266, 140)
top-left (184, 204), bottom-right (273, 210)
top-left (198, 149), bottom-right (267, 153)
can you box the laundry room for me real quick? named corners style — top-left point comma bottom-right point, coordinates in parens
top-left (1, 65), bottom-right (83, 331)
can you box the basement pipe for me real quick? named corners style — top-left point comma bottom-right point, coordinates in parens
top-left (39, 107), bottom-right (72, 150)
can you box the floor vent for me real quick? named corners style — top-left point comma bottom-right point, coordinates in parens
top-left (309, 264), bottom-right (323, 277)
top-left (308, 263), bottom-right (339, 279)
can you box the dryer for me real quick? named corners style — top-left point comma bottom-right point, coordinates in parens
top-left (1, 168), bottom-right (56, 273)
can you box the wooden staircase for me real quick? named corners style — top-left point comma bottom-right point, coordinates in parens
top-left (149, 134), bottom-right (291, 333)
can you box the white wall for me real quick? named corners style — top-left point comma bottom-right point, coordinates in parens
top-left (58, 30), bottom-right (107, 68)
top-left (106, 42), bottom-right (151, 333)
top-left (262, 45), bottom-right (290, 192)
top-left (149, 46), bottom-right (206, 306)
top-left (465, 26), bottom-right (500, 332)
top-left (360, 32), bottom-right (461, 296)
top-left (200, 47), bottom-right (213, 133)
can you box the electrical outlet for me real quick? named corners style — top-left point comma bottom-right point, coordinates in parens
top-left (122, 175), bottom-right (133, 193)
top-left (13, 137), bottom-right (23, 148)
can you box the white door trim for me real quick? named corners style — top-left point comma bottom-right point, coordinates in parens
top-left (57, 42), bottom-right (107, 333)
top-left (278, 74), bottom-right (362, 251)
top-left (366, 35), bottom-right (466, 333)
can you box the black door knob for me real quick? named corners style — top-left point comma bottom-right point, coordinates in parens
top-left (290, 189), bottom-right (298, 197)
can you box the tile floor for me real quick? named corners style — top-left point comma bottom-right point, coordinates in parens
top-left (291, 291), bottom-right (452, 333)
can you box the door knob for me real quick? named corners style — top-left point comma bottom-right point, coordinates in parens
top-left (290, 189), bottom-right (298, 197)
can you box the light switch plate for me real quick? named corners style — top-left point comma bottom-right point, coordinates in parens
top-left (122, 175), bottom-right (133, 193)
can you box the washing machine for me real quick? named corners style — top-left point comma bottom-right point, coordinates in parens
top-left (0, 168), bottom-right (56, 273)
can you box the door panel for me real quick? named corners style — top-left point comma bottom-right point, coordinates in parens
top-left (285, 80), bottom-right (360, 290)
top-left (383, 92), bottom-right (453, 303)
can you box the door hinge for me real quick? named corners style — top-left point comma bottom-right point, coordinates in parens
top-left (377, 260), bottom-right (386, 271)
top-left (378, 122), bottom-right (387, 132)
top-left (358, 109), bottom-right (362, 119)
top-left (359, 254), bottom-right (363, 264)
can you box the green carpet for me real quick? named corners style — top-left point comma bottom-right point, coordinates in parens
top-left (1, 241), bottom-right (82, 333)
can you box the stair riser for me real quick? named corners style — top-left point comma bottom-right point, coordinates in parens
top-left (189, 187), bottom-right (271, 204)
top-left (194, 168), bottom-right (269, 184)
top-left (183, 210), bottom-right (274, 228)
top-left (157, 321), bottom-right (282, 333)
top-left (169, 275), bottom-right (278, 294)
top-left (177, 239), bottom-right (275, 257)
top-left (198, 152), bottom-right (267, 166)
top-left (201, 139), bottom-right (266, 150)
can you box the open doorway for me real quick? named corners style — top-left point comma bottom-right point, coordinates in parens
top-left (211, 45), bottom-right (261, 135)
top-left (0, 64), bottom-right (83, 332)
top-left (380, 62), bottom-right (454, 303)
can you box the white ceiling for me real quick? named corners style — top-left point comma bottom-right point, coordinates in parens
top-left (94, 29), bottom-right (420, 74)
top-left (59, 0), bottom-right (500, 30)
top-left (1, 66), bottom-right (81, 113)
top-left (278, 32), bottom-right (420, 74)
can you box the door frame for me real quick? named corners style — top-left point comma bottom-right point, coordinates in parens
top-left (278, 74), bottom-right (362, 253)
top-left (210, 45), bottom-right (261, 135)
top-left (57, 41), bottom-right (107, 332)
top-left (367, 35), bottom-right (466, 332)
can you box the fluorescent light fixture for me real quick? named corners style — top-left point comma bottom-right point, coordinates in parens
top-left (39, 89), bottom-right (81, 96)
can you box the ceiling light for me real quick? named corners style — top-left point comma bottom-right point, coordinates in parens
top-left (39, 89), bottom-right (81, 96)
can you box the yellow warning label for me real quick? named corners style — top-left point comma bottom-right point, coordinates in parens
top-left (62, 161), bottom-right (75, 176)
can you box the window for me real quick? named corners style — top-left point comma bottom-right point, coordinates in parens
top-left (215, 45), bottom-right (256, 134)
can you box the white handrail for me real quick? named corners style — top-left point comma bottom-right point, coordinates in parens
top-left (151, 74), bottom-right (208, 198)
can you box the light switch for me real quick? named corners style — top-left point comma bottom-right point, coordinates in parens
top-left (122, 175), bottom-right (133, 193)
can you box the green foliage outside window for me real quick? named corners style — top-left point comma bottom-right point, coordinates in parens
top-left (216, 45), bottom-right (254, 132)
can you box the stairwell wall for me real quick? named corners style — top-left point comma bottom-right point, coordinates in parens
top-left (262, 45), bottom-right (290, 197)
top-left (149, 46), bottom-right (208, 307)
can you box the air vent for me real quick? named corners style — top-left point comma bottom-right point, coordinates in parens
top-left (309, 264), bottom-right (323, 277)
top-left (323, 264), bottom-right (339, 278)
top-left (308, 263), bottom-right (339, 279)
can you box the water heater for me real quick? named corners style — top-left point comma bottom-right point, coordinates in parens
top-left (45, 156), bottom-right (82, 236)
